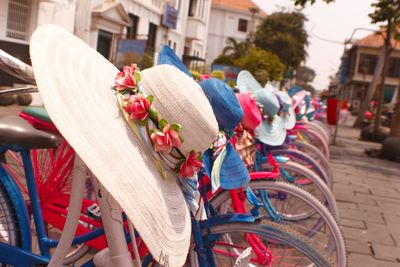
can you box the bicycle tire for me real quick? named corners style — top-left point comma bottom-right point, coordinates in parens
top-left (144, 220), bottom-right (334, 266)
top-left (270, 148), bottom-right (332, 188)
top-left (307, 122), bottom-right (330, 144)
top-left (210, 181), bottom-right (346, 266)
top-left (294, 128), bottom-right (330, 160)
top-left (194, 220), bottom-right (335, 267)
top-left (259, 161), bottom-right (339, 220)
top-left (293, 140), bottom-right (334, 186)
top-left (0, 173), bottom-right (23, 267)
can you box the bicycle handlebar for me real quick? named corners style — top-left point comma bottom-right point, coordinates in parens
top-left (0, 49), bottom-right (36, 85)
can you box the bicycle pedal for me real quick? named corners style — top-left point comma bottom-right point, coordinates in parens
top-left (87, 203), bottom-right (101, 220)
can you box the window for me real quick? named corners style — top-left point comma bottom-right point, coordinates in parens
top-left (173, 42), bottom-right (177, 51)
top-left (188, 0), bottom-right (198, 17)
top-left (126, 13), bottom-right (139, 39)
top-left (147, 23), bottom-right (158, 54)
top-left (238, 19), bottom-right (248, 32)
top-left (387, 57), bottom-right (400, 78)
top-left (357, 54), bottom-right (378, 75)
top-left (6, 0), bottom-right (31, 40)
top-left (97, 30), bottom-right (113, 60)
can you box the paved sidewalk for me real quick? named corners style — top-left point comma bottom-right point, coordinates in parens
top-left (331, 120), bottom-right (400, 266)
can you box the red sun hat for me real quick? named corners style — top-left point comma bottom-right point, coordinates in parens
top-left (236, 92), bottom-right (262, 130)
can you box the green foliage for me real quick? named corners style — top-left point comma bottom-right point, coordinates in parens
top-left (212, 54), bottom-right (234, 66)
top-left (212, 37), bottom-right (250, 66)
top-left (254, 11), bottom-right (308, 70)
top-left (292, 0), bottom-right (334, 6)
top-left (211, 70), bottom-right (226, 80)
top-left (234, 47), bottom-right (284, 85)
top-left (369, 0), bottom-right (400, 25)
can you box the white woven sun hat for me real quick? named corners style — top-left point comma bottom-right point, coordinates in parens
top-left (30, 24), bottom-right (218, 266)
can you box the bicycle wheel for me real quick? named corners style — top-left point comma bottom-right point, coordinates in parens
top-left (194, 220), bottom-right (334, 267)
top-left (307, 122), bottom-right (330, 143)
top-left (270, 148), bottom-right (332, 188)
top-left (0, 173), bottom-right (23, 267)
top-left (258, 161), bottom-right (339, 220)
top-left (211, 181), bottom-right (346, 266)
top-left (294, 128), bottom-right (330, 160)
top-left (144, 220), bottom-right (334, 266)
top-left (293, 140), bottom-right (333, 185)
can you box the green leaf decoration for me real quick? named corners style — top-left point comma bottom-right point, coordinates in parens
top-left (170, 123), bottom-right (182, 132)
top-left (136, 118), bottom-right (148, 126)
top-left (158, 118), bottom-right (169, 130)
top-left (149, 128), bottom-right (160, 134)
top-left (147, 95), bottom-right (154, 104)
top-left (148, 108), bottom-right (158, 119)
top-left (179, 136), bottom-right (184, 143)
top-left (134, 71), bottom-right (141, 85)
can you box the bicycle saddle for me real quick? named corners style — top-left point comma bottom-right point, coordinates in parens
top-left (0, 116), bottom-right (58, 149)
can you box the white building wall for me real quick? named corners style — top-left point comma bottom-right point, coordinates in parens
top-left (206, 5), bottom-right (263, 64)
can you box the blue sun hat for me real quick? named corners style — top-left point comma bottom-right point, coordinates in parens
top-left (236, 71), bottom-right (286, 146)
top-left (236, 70), bottom-right (263, 93)
top-left (264, 82), bottom-right (296, 130)
top-left (200, 78), bottom-right (249, 191)
top-left (157, 45), bottom-right (192, 78)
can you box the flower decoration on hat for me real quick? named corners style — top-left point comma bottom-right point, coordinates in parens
top-left (113, 64), bottom-right (202, 178)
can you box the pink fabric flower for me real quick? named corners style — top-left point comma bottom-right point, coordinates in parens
top-left (150, 124), bottom-right (182, 152)
top-left (115, 64), bottom-right (137, 91)
top-left (124, 95), bottom-right (151, 121)
top-left (178, 152), bottom-right (203, 178)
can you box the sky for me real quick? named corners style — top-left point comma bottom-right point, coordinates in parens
top-left (253, 0), bottom-right (379, 90)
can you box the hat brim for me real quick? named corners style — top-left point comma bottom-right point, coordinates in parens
top-left (255, 116), bottom-right (286, 146)
top-left (203, 143), bottom-right (250, 190)
top-left (281, 107), bottom-right (296, 130)
top-left (30, 25), bottom-right (190, 266)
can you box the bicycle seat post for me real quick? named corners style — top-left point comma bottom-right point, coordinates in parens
top-left (92, 178), bottom-right (133, 267)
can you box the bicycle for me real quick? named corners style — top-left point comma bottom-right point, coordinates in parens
top-left (0, 45), bottom-right (334, 267)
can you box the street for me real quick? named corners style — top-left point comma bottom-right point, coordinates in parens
top-left (332, 118), bottom-right (400, 266)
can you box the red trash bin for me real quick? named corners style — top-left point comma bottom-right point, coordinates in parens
top-left (327, 98), bottom-right (338, 125)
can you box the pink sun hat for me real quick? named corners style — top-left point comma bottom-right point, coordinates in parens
top-left (236, 93), bottom-right (262, 130)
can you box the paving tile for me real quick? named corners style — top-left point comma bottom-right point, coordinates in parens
top-left (342, 226), bottom-right (396, 246)
top-left (340, 218), bottom-right (365, 229)
top-left (348, 253), bottom-right (400, 267)
top-left (371, 243), bottom-right (400, 262)
top-left (345, 239), bottom-right (371, 255)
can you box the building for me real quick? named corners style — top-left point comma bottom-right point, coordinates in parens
top-left (206, 0), bottom-right (266, 65)
top-left (0, 0), bottom-right (212, 86)
top-left (344, 31), bottom-right (400, 113)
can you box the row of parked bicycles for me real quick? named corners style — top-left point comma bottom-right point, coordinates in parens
top-left (0, 24), bottom-right (346, 266)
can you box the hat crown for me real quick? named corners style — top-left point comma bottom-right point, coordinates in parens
top-left (199, 78), bottom-right (243, 132)
top-left (141, 65), bottom-right (218, 154)
top-left (236, 70), bottom-right (263, 93)
top-left (236, 93), bottom-right (262, 130)
top-left (254, 89), bottom-right (280, 117)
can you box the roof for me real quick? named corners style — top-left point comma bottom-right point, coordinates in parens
top-left (354, 31), bottom-right (400, 50)
top-left (212, 0), bottom-right (267, 17)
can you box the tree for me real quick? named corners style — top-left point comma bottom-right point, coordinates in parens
top-left (234, 47), bottom-right (284, 85)
top-left (291, 0), bottom-right (334, 6)
top-left (254, 11), bottom-right (308, 71)
top-left (368, 0), bottom-right (400, 137)
top-left (212, 37), bottom-right (249, 66)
